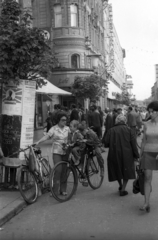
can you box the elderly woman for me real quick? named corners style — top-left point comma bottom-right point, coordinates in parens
top-left (36, 112), bottom-right (70, 196)
top-left (103, 114), bottom-right (139, 196)
top-left (139, 101), bottom-right (158, 212)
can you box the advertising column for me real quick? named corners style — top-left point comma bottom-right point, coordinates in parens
top-left (1, 80), bottom-right (36, 159)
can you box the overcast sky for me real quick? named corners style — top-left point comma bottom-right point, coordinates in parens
top-left (108, 0), bottom-right (158, 100)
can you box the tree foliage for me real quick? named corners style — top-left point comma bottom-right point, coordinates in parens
top-left (0, 0), bottom-right (59, 87)
top-left (115, 91), bottom-right (131, 106)
top-left (71, 74), bottom-right (108, 101)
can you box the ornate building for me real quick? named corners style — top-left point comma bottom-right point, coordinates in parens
top-left (0, 0), bottom-right (127, 113)
top-left (14, 0), bottom-right (108, 109)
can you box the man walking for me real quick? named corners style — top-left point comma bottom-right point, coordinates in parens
top-left (88, 105), bottom-right (102, 139)
top-left (127, 106), bottom-right (138, 135)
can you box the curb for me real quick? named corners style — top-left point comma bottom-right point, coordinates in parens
top-left (0, 198), bottom-right (27, 227)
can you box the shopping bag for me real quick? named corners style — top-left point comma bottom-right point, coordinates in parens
top-left (133, 165), bottom-right (144, 195)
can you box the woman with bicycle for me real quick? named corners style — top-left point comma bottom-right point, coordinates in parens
top-left (139, 101), bottom-right (158, 212)
top-left (35, 112), bottom-right (70, 196)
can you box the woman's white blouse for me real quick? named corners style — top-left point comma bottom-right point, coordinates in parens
top-left (47, 125), bottom-right (70, 155)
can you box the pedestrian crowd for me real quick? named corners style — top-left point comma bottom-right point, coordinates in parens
top-left (36, 100), bottom-right (158, 213)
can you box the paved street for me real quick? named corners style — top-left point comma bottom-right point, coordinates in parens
top-left (1, 140), bottom-right (158, 240)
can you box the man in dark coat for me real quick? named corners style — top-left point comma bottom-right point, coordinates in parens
top-left (70, 104), bottom-right (79, 122)
top-left (87, 105), bottom-right (102, 139)
top-left (103, 114), bottom-right (139, 196)
top-left (102, 109), bottom-right (114, 143)
top-left (127, 106), bottom-right (139, 136)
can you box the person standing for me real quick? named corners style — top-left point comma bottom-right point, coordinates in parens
top-left (35, 112), bottom-right (70, 196)
top-left (98, 106), bottom-right (104, 129)
top-left (50, 104), bottom-right (61, 126)
top-left (87, 105), bottom-right (102, 139)
top-left (139, 101), bottom-right (158, 212)
top-left (102, 109), bottom-right (114, 142)
top-left (112, 108), bottom-right (118, 126)
top-left (70, 104), bottom-right (79, 122)
top-left (127, 106), bottom-right (138, 136)
top-left (103, 114), bottom-right (139, 196)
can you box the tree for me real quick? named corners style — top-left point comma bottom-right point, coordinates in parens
top-left (115, 91), bottom-right (131, 106)
top-left (0, 0), bottom-right (58, 87)
top-left (71, 74), bottom-right (108, 102)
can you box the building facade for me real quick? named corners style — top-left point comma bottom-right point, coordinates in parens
top-left (151, 64), bottom-right (158, 101)
top-left (103, 2), bottom-right (126, 109)
top-left (0, 0), bottom-right (127, 126)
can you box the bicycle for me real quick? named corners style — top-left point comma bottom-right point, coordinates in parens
top-left (49, 143), bottom-right (104, 202)
top-left (17, 144), bottom-right (51, 204)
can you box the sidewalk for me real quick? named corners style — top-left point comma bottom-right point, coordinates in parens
top-left (0, 131), bottom-right (141, 227)
top-left (0, 129), bottom-right (52, 227)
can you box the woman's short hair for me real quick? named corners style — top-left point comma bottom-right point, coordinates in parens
top-left (70, 120), bottom-right (79, 128)
top-left (147, 101), bottom-right (158, 111)
top-left (56, 112), bottom-right (67, 123)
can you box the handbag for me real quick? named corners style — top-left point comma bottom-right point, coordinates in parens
top-left (133, 163), bottom-right (144, 195)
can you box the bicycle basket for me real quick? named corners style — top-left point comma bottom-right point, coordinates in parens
top-left (28, 146), bottom-right (39, 172)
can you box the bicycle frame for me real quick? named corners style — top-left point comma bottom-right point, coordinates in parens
top-left (66, 144), bottom-right (96, 180)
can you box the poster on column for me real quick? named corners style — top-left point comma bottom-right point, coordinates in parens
top-left (1, 115), bottom-right (22, 157)
top-left (2, 81), bottom-right (23, 115)
top-left (20, 80), bottom-right (36, 159)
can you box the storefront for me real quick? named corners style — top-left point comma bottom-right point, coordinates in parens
top-left (107, 80), bottom-right (122, 109)
top-left (49, 68), bottom-right (94, 108)
top-left (34, 80), bottom-right (71, 129)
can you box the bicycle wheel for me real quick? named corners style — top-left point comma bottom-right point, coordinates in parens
top-left (40, 158), bottom-right (51, 192)
top-left (87, 155), bottom-right (104, 189)
top-left (17, 166), bottom-right (38, 204)
top-left (49, 161), bottom-right (78, 202)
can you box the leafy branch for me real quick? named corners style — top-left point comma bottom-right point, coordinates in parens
top-left (71, 74), bottom-right (108, 101)
top-left (0, 0), bottom-right (59, 87)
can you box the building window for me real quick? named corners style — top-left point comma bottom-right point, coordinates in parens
top-left (70, 4), bottom-right (78, 27)
top-left (71, 54), bottom-right (80, 69)
top-left (23, 0), bottom-right (32, 8)
top-left (54, 4), bottom-right (62, 28)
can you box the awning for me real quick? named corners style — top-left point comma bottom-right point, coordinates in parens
top-left (36, 80), bottom-right (72, 95)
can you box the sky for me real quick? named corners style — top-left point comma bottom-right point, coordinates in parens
top-left (108, 0), bottom-right (158, 100)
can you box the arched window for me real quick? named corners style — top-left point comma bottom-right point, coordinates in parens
top-left (71, 54), bottom-right (80, 69)
top-left (54, 4), bottom-right (62, 28)
top-left (70, 4), bottom-right (78, 27)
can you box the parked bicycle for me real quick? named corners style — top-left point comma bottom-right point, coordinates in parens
top-left (49, 143), bottom-right (104, 202)
top-left (17, 144), bottom-right (51, 204)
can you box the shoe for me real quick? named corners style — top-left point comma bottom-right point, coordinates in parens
top-left (82, 179), bottom-right (88, 187)
top-left (139, 205), bottom-right (150, 213)
top-left (120, 190), bottom-right (128, 196)
top-left (74, 160), bottom-right (80, 166)
top-left (60, 191), bottom-right (68, 196)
